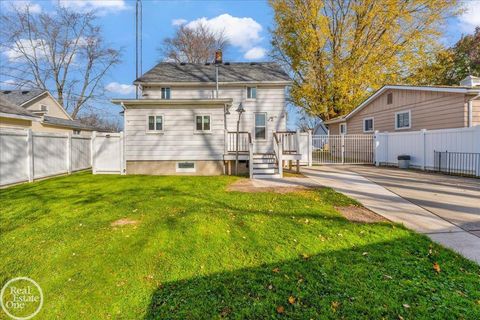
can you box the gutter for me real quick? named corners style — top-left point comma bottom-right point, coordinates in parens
top-left (0, 112), bottom-right (41, 122)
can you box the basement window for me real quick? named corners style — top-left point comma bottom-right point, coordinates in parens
top-left (176, 161), bottom-right (196, 173)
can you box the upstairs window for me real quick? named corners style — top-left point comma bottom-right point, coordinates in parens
top-left (363, 117), bottom-right (374, 132)
top-left (387, 92), bottom-right (393, 105)
top-left (147, 115), bottom-right (163, 132)
top-left (195, 115), bottom-right (211, 132)
top-left (247, 87), bottom-right (256, 99)
top-left (340, 123), bottom-right (347, 134)
top-left (395, 110), bottom-right (411, 130)
top-left (161, 87), bottom-right (171, 99)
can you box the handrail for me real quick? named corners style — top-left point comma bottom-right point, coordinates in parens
top-left (227, 131), bottom-right (251, 153)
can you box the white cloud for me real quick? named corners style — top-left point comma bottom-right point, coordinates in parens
top-left (3, 39), bottom-right (48, 61)
top-left (10, 1), bottom-right (42, 13)
top-left (186, 14), bottom-right (264, 52)
top-left (105, 82), bottom-right (135, 95)
top-left (0, 79), bottom-right (17, 89)
top-left (459, 2), bottom-right (480, 32)
top-left (172, 18), bottom-right (187, 26)
top-left (57, 0), bottom-right (129, 13)
top-left (244, 47), bottom-right (266, 60)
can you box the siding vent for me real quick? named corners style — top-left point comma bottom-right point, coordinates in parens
top-left (387, 92), bottom-right (393, 105)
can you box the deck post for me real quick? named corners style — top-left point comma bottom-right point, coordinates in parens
top-left (296, 160), bottom-right (300, 173)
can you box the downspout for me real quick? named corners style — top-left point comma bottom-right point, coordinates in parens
top-left (467, 93), bottom-right (480, 127)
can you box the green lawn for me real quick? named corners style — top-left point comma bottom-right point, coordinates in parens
top-left (1, 172), bottom-right (479, 319)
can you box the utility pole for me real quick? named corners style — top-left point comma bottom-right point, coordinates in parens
top-left (135, 0), bottom-right (142, 99)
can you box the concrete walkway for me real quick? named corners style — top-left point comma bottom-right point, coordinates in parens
top-left (301, 167), bottom-right (480, 264)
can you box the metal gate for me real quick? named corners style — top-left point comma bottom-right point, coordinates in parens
top-left (312, 134), bottom-right (374, 164)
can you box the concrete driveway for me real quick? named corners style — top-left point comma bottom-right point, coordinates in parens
top-left (302, 166), bottom-right (480, 264)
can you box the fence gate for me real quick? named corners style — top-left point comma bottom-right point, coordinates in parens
top-left (312, 134), bottom-right (374, 165)
top-left (92, 132), bottom-right (125, 174)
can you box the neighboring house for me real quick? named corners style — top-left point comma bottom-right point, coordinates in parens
top-left (325, 76), bottom-right (480, 134)
top-left (0, 89), bottom-right (98, 135)
top-left (313, 121), bottom-right (328, 135)
top-left (0, 96), bottom-right (41, 128)
top-left (112, 62), bottom-right (301, 177)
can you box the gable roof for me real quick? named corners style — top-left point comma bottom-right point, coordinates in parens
top-left (325, 84), bottom-right (480, 124)
top-left (135, 62), bottom-right (291, 84)
top-left (0, 89), bottom-right (47, 106)
top-left (0, 96), bottom-right (40, 121)
top-left (42, 116), bottom-right (99, 131)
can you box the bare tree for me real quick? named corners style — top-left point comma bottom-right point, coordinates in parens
top-left (160, 22), bottom-right (228, 63)
top-left (0, 5), bottom-right (121, 118)
top-left (77, 112), bottom-right (121, 132)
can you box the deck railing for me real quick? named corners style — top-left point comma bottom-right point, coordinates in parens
top-left (275, 131), bottom-right (298, 154)
top-left (227, 131), bottom-right (252, 153)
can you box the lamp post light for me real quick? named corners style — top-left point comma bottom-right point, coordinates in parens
top-left (235, 102), bottom-right (245, 175)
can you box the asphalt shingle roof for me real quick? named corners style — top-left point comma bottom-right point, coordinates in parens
top-left (42, 116), bottom-right (98, 131)
top-left (0, 89), bottom-right (46, 106)
top-left (0, 96), bottom-right (39, 118)
top-left (135, 62), bottom-right (291, 83)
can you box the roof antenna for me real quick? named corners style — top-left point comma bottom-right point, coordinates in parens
top-left (135, 0), bottom-right (143, 99)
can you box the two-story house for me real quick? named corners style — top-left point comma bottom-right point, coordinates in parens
top-left (112, 62), bottom-right (301, 177)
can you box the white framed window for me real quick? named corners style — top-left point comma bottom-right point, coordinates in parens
top-left (254, 112), bottom-right (266, 140)
top-left (395, 110), bottom-right (411, 130)
top-left (340, 123), bottom-right (347, 134)
top-left (40, 104), bottom-right (48, 112)
top-left (247, 86), bottom-right (257, 100)
top-left (146, 115), bottom-right (164, 133)
top-left (176, 161), bottom-right (196, 173)
top-left (195, 115), bottom-right (211, 132)
top-left (161, 87), bottom-right (171, 99)
top-left (363, 117), bottom-right (374, 133)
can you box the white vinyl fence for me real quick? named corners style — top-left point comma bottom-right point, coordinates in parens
top-left (92, 132), bottom-right (125, 174)
top-left (375, 126), bottom-right (480, 176)
top-left (0, 129), bottom-right (92, 187)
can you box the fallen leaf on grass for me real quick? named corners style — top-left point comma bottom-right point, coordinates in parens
top-left (288, 296), bottom-right (296, 304)
top-left (276, 305), bottom-right (285, 314)
top-left (301, 253), bottom-right (310, 260)
top-left (383, 274), bottom-right (393, 280)
top-left (403, 304), bottom-right (410, 309)
top-left (433, 262), bottom-right (441, 273)
top-left (331, 301), bottom-right (340, 312)
top-left (272, 267), bottom-right (280, 273)
top-left (362, 252), bottom-right (368, 256)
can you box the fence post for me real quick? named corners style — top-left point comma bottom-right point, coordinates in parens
top-left (341, 134), bottom-right (345, 164)
top-left (26, 129), bottom-right (34, 182)
top-left (66, 132), bottom-right (72, 174)
top-left (308, 129), bottom-right (313, 167)
top-left (120, 131), bottom-right (126, 175)
top-left (91, 131), bottom-right (97, 174)
top-left (475, 125), bottom-right (480, 177)
top-left (374, 130), bottom-right (380, 166)
top-left (421, 129), bottom-right (427, 171)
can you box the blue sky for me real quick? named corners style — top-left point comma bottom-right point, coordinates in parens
top-left (1, 0), bottom-right (479, 128)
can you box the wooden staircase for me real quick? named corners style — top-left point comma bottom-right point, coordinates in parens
top-left (251, 153), bottom-right (281, 179)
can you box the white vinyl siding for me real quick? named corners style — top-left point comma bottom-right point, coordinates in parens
top-left (140, 85), bottom-right (287, 153)
top-left (125, 107), bottom-right (225, 161)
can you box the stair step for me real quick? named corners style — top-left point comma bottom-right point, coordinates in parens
top-left (252, 173), bottom-right (281, 179)
top-left (252, 163), bottom-right (276, 169)
top-left (253, 158), bottom-right (276, 163)
top-left (253, 168), bottom-right (276, 174)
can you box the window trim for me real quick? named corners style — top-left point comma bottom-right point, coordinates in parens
top-left (340, 123), bottom-right (347, 134)
top-left (146, 114), bottom-right (164, 134)
top-left (194, 114), bottom-right (212, 133)
top-left (254, 112), bottom-right (267, 141)
top-left (246, 86), bottom-right (257, 100)
top-left (395, 110), bottom-right (411, 130)
top-left (363, 117), bottom-right (374, 133)
top-left (176, 161), bottom-right (196, 173)
top-left (161, 87), bottom-right (171, 100)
